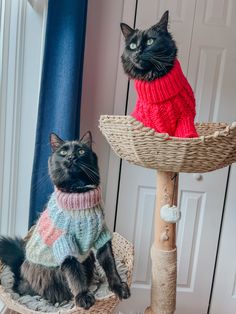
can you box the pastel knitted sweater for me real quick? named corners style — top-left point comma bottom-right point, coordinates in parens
top-left (26, 187), bottom-right (111, 267)
top-left (132, 60), bottom-right (198, 138)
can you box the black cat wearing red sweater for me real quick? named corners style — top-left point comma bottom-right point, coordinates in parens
top-left (121, 11), bottom-right (198, 138)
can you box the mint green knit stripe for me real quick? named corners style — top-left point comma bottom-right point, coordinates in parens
top-left (94, 227), bottom-right (112, 250)
top-left (26, 233), bottom-right (58, 267)
top-left (53, 234), bottom-right (78, 264)
top-left (48, 195), bottom-right (105, 235)
top-left (48, 195), bottom-right (69, 231)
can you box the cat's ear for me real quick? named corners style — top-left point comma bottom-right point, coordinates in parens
top-left (153, 10), bottom-right (169, 32)
top-left (50, 133), bottom-right (64, 152)
top-left (80, 131), bottom-right (92, 148)
top-left (120, 23), bottom-right (135, 39)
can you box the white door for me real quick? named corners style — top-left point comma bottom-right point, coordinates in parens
top-left (114, 0), bottom-right (236, 313)
top-left (209, 164), bottom-right (236, 314)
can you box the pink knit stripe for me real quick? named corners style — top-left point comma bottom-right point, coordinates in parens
top-left (55, 186), bottom-right (102, 210)
top-left (134, 60), bottom-right (187, 103)
top-left (38, 210), bottom-right (63, 246)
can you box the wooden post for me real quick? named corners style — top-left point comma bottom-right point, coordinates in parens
top-left (145, 171), bottom-right (178, 314)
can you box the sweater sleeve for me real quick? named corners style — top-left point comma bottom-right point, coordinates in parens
top-left (53, 234), bottom-right (79, 264)
top-left (94, 226), bottom-right (112, 251)
top-left (174, 115), bottom-right (198, 138)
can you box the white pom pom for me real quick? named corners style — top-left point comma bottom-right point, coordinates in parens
top-left (160, 204), bottom-right (181, 223)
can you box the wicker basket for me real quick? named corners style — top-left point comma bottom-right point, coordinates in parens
top-left (0, 233), bottom-right (134, 314)
top-left (99, 115), bottom-right (236, 173)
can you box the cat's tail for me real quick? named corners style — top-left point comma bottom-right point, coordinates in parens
top-left (0, 236), bottom-right (25, 280)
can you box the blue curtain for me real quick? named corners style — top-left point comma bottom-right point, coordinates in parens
top-left (29, 0), bottom-right (88, 227)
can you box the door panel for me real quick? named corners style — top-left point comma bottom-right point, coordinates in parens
top-left (209, 165), bottom-right (236, 314)
top-left (176, 170), bottom-right (228, 313)
top-left (116, 163), bottom-right (228, 313)
top-left (188, 0), bottom-right (236, 123)
top-left (135, 0), bottom-right (197, 71)
top-left (116, 164), bottom-right (156, 313)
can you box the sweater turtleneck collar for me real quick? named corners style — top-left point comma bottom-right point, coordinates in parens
top-left (134, 59), bottom-right (188, 103)
top-left (54, 186), bottom-right (102, 210)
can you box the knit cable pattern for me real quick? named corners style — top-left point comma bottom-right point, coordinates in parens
top-left (26, 187), bottom-right (111, 267)
top-left (132, 59), bottom-right (198, 138)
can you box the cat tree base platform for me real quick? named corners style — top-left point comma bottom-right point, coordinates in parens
top-left (99, 115), bottom-right (236, 314)
top-left (0, 233), bottom-right (134, 314)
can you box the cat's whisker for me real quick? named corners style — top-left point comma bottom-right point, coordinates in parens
top-left (58, 173), bottom-right (67, 184)
top-left (79, 161), bottom-right (98, 171)
top-left (79, 163), bottom-right (95, 175)
top-left (80, 168), bottom-right (98, 183)
top-left (153, 58), bottom-right (174, 67)
top-left (149, 58), bottom-right (163, 72)
top-left (127, 62), bottom-right (135, 72)
top-left (79, 165), bottom-right (99, 183)
top-left (150, 57), bottom-right (168, 73)
top-left (31, 166), bottom-right (51, 174)
top-left (154, 58), bottom-right (173, 65)
top-left (81, 164), bottom-right (99, 180)
top-left (79, 165), bottom-right (97, 184)
top-left (142, 52), bottom-right (175, 69)
top-left (151, 62), bottom-right (161, 71)
top-left (79, 162), bottom-right (99, 177)
top-left (31, 174), bottom-right (51, 191)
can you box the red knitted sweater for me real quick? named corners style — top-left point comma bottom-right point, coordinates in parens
top-left (132, 60), bottom-right (198, 138)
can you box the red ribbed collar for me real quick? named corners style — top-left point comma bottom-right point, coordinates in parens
top-left (134, 60), bottom-right (188, 103)
top-left (55, 186), bottom-right (102, 210)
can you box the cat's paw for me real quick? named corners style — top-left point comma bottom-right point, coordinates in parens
top-left (75, 291), bottom-right (95, 309)
top-left (111, 281), bottom-right (131, 300)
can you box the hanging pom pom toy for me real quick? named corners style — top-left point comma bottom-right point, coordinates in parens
top-left (160, 204), bottom-right (181, 223)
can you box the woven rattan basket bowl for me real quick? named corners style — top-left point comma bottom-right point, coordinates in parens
top-left (0, 232), bottom-right (134, 314)
top-left (99, 115), bottom-right (236, 173)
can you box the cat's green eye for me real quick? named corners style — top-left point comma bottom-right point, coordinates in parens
top-left (129, 42), bottom-right (137, 50)
top-left (146, 38), bottom-right (154, 46)
top-left (60, 150), bottom-right (67, 156)
top-left (78, 149), bottom-right (85, 155)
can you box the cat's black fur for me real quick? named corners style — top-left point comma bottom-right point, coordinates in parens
top-left (0, 132), bottom-right (130, 309)
top-left (0, 237), bottom-right (25, 282)
top-left (121, 11), bottom-right (177, 81)
top-left (49, 132), bottom-right (100, 192)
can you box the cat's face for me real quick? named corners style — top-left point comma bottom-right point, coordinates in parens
top-left (120, 11), bottom-right (177, 81)
top-left (48, 131), bottom-right (100, 193)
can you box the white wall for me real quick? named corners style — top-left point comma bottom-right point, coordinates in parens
top-left (80, 0), bottom-right (124, 198)
top-left (80, 0), bottom-right (138, 230)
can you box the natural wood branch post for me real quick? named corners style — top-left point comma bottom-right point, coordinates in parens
top-left (145, 171), bottom-right (178, 314)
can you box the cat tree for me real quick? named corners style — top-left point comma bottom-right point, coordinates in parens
top-left (99, 115), bottom-right (236, 314)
